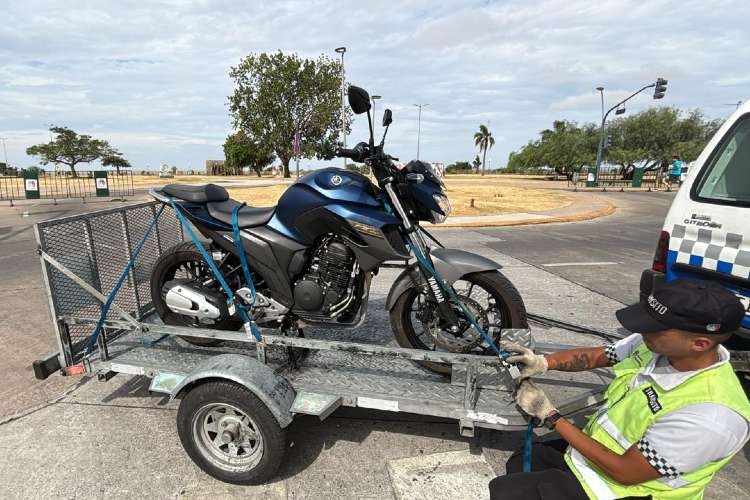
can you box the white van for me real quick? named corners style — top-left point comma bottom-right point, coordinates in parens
top-left (641, 101), bottom-right (750, 353)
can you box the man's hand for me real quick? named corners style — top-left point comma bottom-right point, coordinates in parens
top-left (501, 341), bottom-right (548, 378)
top-left (516, 379), bottom-right (557, 421)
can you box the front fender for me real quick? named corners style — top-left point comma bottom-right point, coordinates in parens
top-left (170, 353), bottom-right (296, 428)
top-left (385, 248), bottom-right (502, 311)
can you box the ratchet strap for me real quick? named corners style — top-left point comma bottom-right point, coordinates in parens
top-left (86, 205), bottom-right (166, 354)
top-left (523, 419), bottom-right (534, 472)
top-left (169, 200), bottom-right (262, 341)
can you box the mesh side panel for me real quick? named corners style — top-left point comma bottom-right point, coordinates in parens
top-left (126, 205), bottom-right (163, 316)
top-left (88, 212), bottom-right (139, 319)
top-left (37, 201), bottom-right (183, 363)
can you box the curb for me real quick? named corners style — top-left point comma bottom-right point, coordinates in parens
top-left (430, 200), bottom-right (617, 229)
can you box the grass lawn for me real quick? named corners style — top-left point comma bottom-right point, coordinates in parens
top-left (135, 173), bottom-right (572, 217)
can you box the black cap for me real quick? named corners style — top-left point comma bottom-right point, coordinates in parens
top-left (616, 280), bottom-right (745, 335)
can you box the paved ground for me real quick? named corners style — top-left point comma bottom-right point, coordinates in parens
top-left (0, 192), bottom-right (748, 499)
top-left (473, 191), bottom-right (676, 304)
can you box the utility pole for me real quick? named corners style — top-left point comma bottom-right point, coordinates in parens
top-left (413, 103), bottom-right (429, 161)
top-left (335, 47), bottom-right (347, 168)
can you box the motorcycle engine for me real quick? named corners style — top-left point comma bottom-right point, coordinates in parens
top-left (293, 237), bottom-right (358, 317)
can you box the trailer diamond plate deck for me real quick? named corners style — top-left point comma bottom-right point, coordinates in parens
top-left (92, 326), bottom-right (527, 429)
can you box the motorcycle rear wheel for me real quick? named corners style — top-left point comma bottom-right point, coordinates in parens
top-left (389, 270), bottom-right (528, 374)
top-left (151, 242), bottom-right (243, 346)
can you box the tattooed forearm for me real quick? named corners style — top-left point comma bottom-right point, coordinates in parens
top-left (546, 347), bottom-right (609, 372)
top-left (555, 354), bottom-right (592, 371)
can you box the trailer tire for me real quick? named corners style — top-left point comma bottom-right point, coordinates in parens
top-left (177, 380), bottom-right (286, 485)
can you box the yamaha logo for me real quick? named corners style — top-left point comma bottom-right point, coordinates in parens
top-left (331, 174), bottom-right (343, 186)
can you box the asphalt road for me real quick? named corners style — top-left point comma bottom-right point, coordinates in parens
top-left (474, 191), bottom-right (677, 305)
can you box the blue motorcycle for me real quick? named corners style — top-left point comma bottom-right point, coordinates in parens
top-left (149, 85), bottom-right (527, 373)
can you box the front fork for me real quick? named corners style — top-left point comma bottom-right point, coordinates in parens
top-left (383, 182), bottom-right (461, 331)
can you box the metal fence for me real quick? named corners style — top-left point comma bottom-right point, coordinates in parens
top-left (570, 168), bottom-right (665, 190)
top-left (0, 170), bottom-right (134, 203)
top-left (35, 201), bottom-right (183, 365)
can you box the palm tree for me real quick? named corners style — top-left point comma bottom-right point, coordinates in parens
top-left (473, 124), bottom-right (495, 176)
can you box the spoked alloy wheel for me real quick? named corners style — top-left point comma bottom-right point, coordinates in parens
top-left (177, 381), bottom-right (286, 485)
top-left (390, 270), bottom-right (528, 374)
top-left (193, 403), bottom-right (264, 471)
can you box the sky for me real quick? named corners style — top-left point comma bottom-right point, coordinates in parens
top-left (1, 0), bottom-right (749, 171)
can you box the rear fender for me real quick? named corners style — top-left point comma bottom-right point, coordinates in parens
top-left (385, 248), bottom-right (502, 311)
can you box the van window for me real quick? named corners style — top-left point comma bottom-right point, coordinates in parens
top-left (695, 114), bottom-right (750, 206)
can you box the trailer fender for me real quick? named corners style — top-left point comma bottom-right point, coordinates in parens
top-left (170, 353), bottom-right (296, 428)
top-left (386, 248), bottom-right (502, 311)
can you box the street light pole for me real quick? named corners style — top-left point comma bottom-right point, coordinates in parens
top-left (0, 137), bottom-right (8, 169)
top-left (371, 95), bottom-right (381, 133)
top-left (414, 103), bottom-right (429, 161)
top-left (588, 78), bottom-right (668, 187)
top-left (335, 46), bottom-right (347, 168)
top-left (596, 86), bottom-right (605, 122)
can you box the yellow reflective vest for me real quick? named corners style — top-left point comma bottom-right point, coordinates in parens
top-left (564, 342), bottom-right (750, 499)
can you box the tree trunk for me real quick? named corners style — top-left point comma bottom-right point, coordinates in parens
top-left (69, 164), bottom-right (77, 177)
top-left (481, 148), bottom-right (487, 176)
top-left (253, 166), bottom-right (262, 177)
top-left (280, 157), bottom-right (291, 178)
top-left (115, 166), bottom-right (121, 175)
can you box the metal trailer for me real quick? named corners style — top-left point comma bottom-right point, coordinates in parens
top-left (31, 201), bottom-right (608, 485)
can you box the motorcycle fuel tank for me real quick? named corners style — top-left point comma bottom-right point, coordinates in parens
top-left (268, 168), bottom-right (399, 243)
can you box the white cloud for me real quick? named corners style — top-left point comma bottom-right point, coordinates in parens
top-left (0, 0), bottom-right (748, 170)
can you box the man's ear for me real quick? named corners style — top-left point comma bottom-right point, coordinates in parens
top-left (690, 335), bottom-right (713, 352)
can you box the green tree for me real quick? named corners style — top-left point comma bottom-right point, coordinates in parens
top-left (473, 124), bottom-right (495, 176)
top-left (26, 126), bottom-right (110, 177)
top-left (223, 130), bottom-right (276, 177)
top-left (446, 161), bottom-right (472, 173)
top-left (228, 51), bottom-right (350, 178)
top-left (472, 155), bottom-right (482, 173)
top-left (101, 150), bottom-right (132, 175)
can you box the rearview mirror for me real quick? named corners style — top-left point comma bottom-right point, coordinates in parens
top-left (348, 85), bottom-right (371, 114)
top-left (382, 109), bottom-right (392, 127)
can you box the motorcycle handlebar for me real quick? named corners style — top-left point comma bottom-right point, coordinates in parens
top-left (335, 147), bottom-right (358, 160)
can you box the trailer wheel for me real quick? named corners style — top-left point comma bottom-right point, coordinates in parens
top-left (177, 380), bottom-right (286, 485)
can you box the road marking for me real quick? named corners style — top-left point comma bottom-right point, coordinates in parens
top-left (542, 261), bottom-right (620, 267)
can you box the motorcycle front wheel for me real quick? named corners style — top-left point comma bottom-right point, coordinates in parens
top-left (389, 270), bottom-right (528, 374)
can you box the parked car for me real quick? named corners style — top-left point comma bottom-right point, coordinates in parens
top-left (641, 101), bottom-right (750, 355)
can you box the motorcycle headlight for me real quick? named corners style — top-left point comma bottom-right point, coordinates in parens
top-left (431, 193), bottom-right (452, 223)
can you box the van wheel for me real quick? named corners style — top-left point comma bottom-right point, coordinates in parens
top-left (177, 381), bottom-right (286, 485)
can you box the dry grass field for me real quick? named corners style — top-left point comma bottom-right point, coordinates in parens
top-left (136, 173), bottom-right (571, 217)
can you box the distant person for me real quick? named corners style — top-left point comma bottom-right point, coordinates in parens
top-left (669, 156), bottom-right (682, 187)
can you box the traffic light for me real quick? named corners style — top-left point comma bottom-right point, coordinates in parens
top-left (653, 77), bottom-right (668, 99)
top-left (603, 135), bottom-right (612, 153)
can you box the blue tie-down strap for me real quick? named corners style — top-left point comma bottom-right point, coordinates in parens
top-left (168, 200), bottom-right (262, 342)
top-left (86, 205), bottom-right (166, 354)
top-left (523, 419), bottom-right (534, 472)
top-left (407, 241), bottom-right (510, 360)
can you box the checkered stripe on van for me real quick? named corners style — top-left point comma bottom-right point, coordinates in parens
top-left (668, 224), bottom-right (750, 279)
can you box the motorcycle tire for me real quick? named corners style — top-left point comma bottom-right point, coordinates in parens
top-left (151, 242), bottom-right (243, 347)
top-left (390, 270), bottom-right (528, 375)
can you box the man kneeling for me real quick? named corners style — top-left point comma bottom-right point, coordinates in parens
top-left (490, 280), bottom-right (749, 500)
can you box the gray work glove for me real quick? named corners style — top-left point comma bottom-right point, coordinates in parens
top-left (500, 341), bottom-right (548, 378)
top-left (516, 379), bottom-right (557, 421)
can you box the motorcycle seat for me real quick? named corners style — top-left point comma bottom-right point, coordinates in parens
top-left (207, 199), bottom-right (276, 228)
top-left (162, 183), bottom-right (229, 203)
